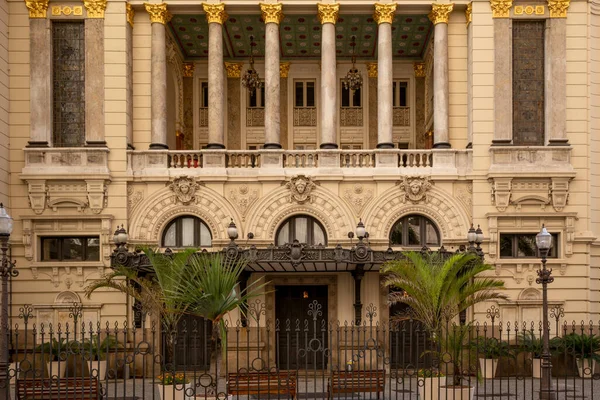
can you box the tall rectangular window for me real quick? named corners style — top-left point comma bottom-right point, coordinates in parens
top-left (294, 81), bottom-right (315, 107)
top-left (52, 21), bottom-right (85, 147)
top-left (512, 20), bottom-right (545, 146)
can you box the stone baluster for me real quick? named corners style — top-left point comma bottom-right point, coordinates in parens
top-left (144, 2), bottom-right (170, 149)
top-left (429, 3), bottom-right (454, 148)
top-left (203, 2), bottom-right (228, 149)
top-left (317, 3), bottom-right (340, 149)
top-left (373, 2), bottom-right (397, 149)
top-left (260, 3), bottom-right (284, 149)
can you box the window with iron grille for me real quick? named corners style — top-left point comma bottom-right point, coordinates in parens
top-left (52, 21), bottom-right (85, 147)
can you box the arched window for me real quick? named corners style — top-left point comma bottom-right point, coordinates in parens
top-left (276, 215), bottom-right (327, 246)
top-left (389, 215), bottom-right (440, 247)
top-left (162, 216), bottom-right (212, 248)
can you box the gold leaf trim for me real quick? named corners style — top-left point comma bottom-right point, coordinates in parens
top-left (429, 3), bottom-right (454, 25)
top-left (260, 3), bottom-right (284, 25)
top-left (373, 3), bottom-right (397, 25)
top-left (317, 3), bottom-right (340, 25)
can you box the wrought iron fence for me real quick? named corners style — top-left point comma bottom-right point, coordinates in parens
top-left (3, 301), bottom-right (600, 399)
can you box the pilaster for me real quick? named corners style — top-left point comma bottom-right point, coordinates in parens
top-left (317, 3), bottom-right (339, 149)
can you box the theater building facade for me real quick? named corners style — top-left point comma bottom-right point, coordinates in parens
top-left (0, 0), bottom-right (599, 336)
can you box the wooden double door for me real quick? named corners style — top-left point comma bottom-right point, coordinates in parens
top-left (275, 285), bottom-right (328, 370)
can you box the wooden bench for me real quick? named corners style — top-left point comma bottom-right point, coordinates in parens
top-left (227, 371), bottom-right (297, 399)
top-left (328, 370), bottom-right (386, 399)
top-left (17, 377), bottom-right (99, 400)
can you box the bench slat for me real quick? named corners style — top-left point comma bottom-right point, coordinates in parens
top-left (228, 372), bottom-right (297, 399)
top-left (328, 370), bottom-right (385, 399)
top-left (17, 378), bottom-right (99, 400)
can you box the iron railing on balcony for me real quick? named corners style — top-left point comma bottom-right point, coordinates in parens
top-left (3, 301), bottom-right (598, 399)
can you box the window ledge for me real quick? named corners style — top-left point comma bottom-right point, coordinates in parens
top-left (21, 148), bottom-right (110, 179)
top-left (488, 146), bottom-right (574, 177)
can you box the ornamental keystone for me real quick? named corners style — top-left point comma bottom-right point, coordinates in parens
top-left (203, 2), bottom-right (228, 24)
top-left (547, 0), bottom-right (570, 17)
top-left (489, 0), bottom-right (513, 18)
top-left (373, 3), bottom-right (397, 25)
top-left (260, 3), bottom-right (284, 24)
top-left (24, 0), bottom-right (49, 18)
top-left (144, 3), bottom-right (170, 24)
top-left (83, 0), bottom-right (107, 18)
top-left (429, 3), bottom-right (454, 25)
top-left (317, 3), bottom-right (340, 24)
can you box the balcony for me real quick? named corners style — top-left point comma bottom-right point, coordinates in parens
top-left (128, 148), bottom-right (472, 178)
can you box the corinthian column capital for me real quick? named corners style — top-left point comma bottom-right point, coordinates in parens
top-left (373, 3), bottom-right (397, 25)
top-left (83, 0), bottom-right (107, 18)
top-left (317, 3), bottom-right (340, 24)
top-left (547, 0), bottom-right (571, 17)
top-left (203, 3), bottom-right (228, 24)
top-left (144, 3), bottom-right (171, 24)
top-left (24, 0), bottom-right (49, 18)
top-left (429, 3), bottom-right (454, 24)
top-left (260, 3), bottom-right (284, 24)
top-left (489, 0), bottom-right (513, 18)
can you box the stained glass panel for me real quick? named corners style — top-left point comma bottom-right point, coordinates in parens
top-left (53, 21), bottom-right (85, 147)
top-left (512, 20), bottom-right (545, 146)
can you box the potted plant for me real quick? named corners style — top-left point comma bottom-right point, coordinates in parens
top-left (417, 369), bottom-right (446, 400)
top-left (35, 338), bottom-right (69, 378)
top-left (561, 333), bottom-right (600, 378)
top-left (83, 335), bottom-right (122, 379)
top-left (157, 372), bottom-right (193, 400)
top-left (472, 336), bottom-right (512, 378)
top-left (382, 252), bottom-right (507, 400)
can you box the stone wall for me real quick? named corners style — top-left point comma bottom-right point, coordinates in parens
top-left (0, 0), bottom-right (8, 205)
top-left (592, 0), bottom-right (600, 320)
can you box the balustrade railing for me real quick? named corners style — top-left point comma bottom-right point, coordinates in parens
top-left (168, 152), bottom-right (203, 169)
top-left (398, 150), bottom-right (432, 168)
top-left (226, 152), bottom-right (261, 168)
top-left (283, 151), bottom-right (318, 168)
top-left (393, 106), bottom-right (410, 127)
top-left (340, 151), bottom-right (375, 168)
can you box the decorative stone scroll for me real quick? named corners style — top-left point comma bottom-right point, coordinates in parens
top-left (168, 176), bottom-right (201, 205)
top-left (397, 176), bottom-right (432, 204)
top-left (284, 175), bottom-right (319, 204)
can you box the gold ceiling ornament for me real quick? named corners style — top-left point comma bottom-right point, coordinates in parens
top-left (465, 2), bottom-right (472, 26)
top-left (183, 63), bottom-right (195, 78)
top-left (202, 3), bottom-right (228, 24)
top-left (83, 0), bottom-right (107, 18)
top-left (225, 62), bottom-right (243, 78)
top-left (489, 0), bottom-right (513, 18)
top-left (366, 62), bottom-right (377, 78)
top-left (413, 62), bottom-right (426, 78)
top-left (428, 3), bottom-right (454, 25)
top-left (126, 3), bottom-right (134, 27)
top-left (280, 62), bottom-right (291, 78)
top-left (144, 3), bottom-right (169, 24)
top-left (317, 3), bottom-right (340, 24)
top-left (547, 0), bottom-right (570, 17)
top-left (260, 3), bottom-right (284, 24)
top-left (373, 3), bottom-right (397, 25)
top-left (24, 0), bottom-right (49, 18)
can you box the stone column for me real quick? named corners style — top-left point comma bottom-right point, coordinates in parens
top-left (317, 3), bottom-right (340, 149)
top-left (25, 0), bottom-right (51, 147)
top-left (145, 3), bottom-right (170, 149)
top-left (83, 0), bottom-right (107, 146)
top-left (260, 3), bottom-right (284, 149)
top-left (490, 0), bottom-right (513, 145)
top-left (203, 3), bottom-right (228, 149)
top-left (374, 3), bottom-right (397, 149)
top-left (429, 3), bottom-right (454, 148)
top-left (546, 0), bottom-right (570, 145)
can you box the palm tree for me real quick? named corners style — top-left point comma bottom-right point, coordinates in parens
top-left (170, 253), bottom-right (267, 394)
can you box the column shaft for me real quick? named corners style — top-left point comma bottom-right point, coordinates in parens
top-left (320, 23), bottom-right (338, 149)
top-left (264, 23), bottom-right (281, 148)
top-left (377, 23), bottom-right (393, 148)
top-left (150, 22), bottom-right (168, 149)
top-left (29, 19), bottom-right (52, 147)
top-left (207, 22), bottom-right (225, 148)
top-left (433, 22), bottom-right (450, 148)
top-left (85, 19), bottom-right (106, 146)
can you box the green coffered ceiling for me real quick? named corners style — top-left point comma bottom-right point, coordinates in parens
top-left (169, 14), bottom-right (432, 60)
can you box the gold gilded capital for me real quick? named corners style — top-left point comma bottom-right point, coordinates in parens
top-left (25, 0), bottom-right (49, 18)
top-left (366, 63), bottom-right (377, 78)
top-left (225, 62), bottom-right (243, 78)
top-left (429, 3), bottom-right (454, 25)
top-left (126, 3), bottom-right (134, 27)
top-left (260, 3), bottom-right (284, 24)
top-left (144, 3), bottom-right (169, 24)
top-left (203, 3), bottom-right (228, 24)
top-left (413, 62), bottom-right (425, 78)
top-left (489, 0), bottom-right (513, 18)
top-left (183, 63), bottom-right (195, 78)
top-left (83, 0), bottom-right (107, 18)
top-left (465, 2), bottom-right (472, 26)
top-left (317, 3), bottom-right (340, 25)
top-left (280, 62), bottom-right (291, 78)
top-left (547, 0), bottom-right (570, 17)
top-left (373, 3), bottom-right (397, 25)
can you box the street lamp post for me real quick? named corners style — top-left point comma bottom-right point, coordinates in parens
top-left (536, 224), bottom-right (556, 400)
top-left (0, 204), bottom-right (16, 400)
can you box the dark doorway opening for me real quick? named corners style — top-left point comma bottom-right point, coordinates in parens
top-left (389, 301), bottom-right (432, 370)
top-left (275, 285), bottom-right (328, 370)
top-left (167, 314), bottom-right (212, 370)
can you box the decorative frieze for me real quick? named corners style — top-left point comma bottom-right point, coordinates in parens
top-left (25, 0), bottom-right (49, 18)
top-left (51, 5), bottom-right (83, 16)
top-left (490, 0), bottom-right (513, 18)
top-left (83, 0), bottom-right (107, 18)
top-left (373, 2), bottom-right (397, 24)
top-left (144, 3), bottom-right (170, 24)
top-left (547, 0), bottom-right (570, 18)
top-left (514, 5), bottom-right (545, 15)
top-left (202, 2), bottom-right (227, 24)
top-left (260, 2), bottom-right (284, 24)
top-left (429, 3), bottom-right (454, 24)
top-left (317, 3), bottom-right (340, 24)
